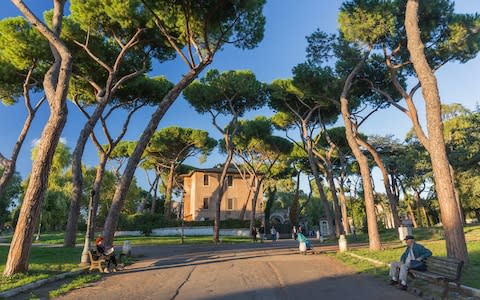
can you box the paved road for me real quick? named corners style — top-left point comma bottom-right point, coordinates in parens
top-left (51, 240), bottom-right (418, 300)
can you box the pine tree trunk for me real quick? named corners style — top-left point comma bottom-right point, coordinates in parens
top-left (103, 66), bottom-right (209, 247)
top-left (151, 176), bottom-right (159, 213)
top-left (406, 198), bottom-right (418, 228)
top-left (406, 0), bottom-right (468, 263)
top-left (4, 0), bottom-right (72, 276)
top-left (213, 151), bottom-right (233, 243)
top-left (449, 165), bottom-right (465, 224)
top-left (249, 177), bottom-right (263, 232)
top-left (304, 135), bottom-right (334, 235)
top-left (80, 153), bottom-right (107, 264)
top-left (239, 177), bottom-right (254, 221)
top-left (414, 190), bottom-right (427, 227)
top-left (357, 138), bottom-right (401, 229)
top-left (65, 100), bottom-right (109, 247)
top-left (338, 185), bottom-right (351, 234)
top-left (325, 169), bottom-right (345, 235)
top-left (164, 165), bottom-right (175, 219)
top-left (339, 50), bottom-right (381, 250)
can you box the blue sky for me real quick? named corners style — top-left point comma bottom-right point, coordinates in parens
top-left (1, 1), bottom-right (479, 194)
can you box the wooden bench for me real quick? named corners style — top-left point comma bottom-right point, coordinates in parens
top-left (88, 249), bottom-right (106, 273)
top-left (408, 256), bottom-right (464, 299)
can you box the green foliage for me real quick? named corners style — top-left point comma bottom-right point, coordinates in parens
top-left (230, 117), bottom-right (293, 174)
top-left (268, 73), bottom-right (339, 127)
top-left (146, 126), bottom-right (217, 166)
top-left (19, 143), bottom-right (74, 232)
top-left (83, 168), bottom-right (143, 224)
top-left (143, 0), bottom-right (266, 51)
top-left (0, 17), bottom-right (50, 105)
top-left (0, 170), bottom-right (21, 228)
top-left (117, 214), bottom-right (252, 231)
top-left (115, 76), bottom-right (174, 107)
top-left (443, 108), bottom-right (480, 213)
top-left (184, 69), bottom-right (267, 117)
top-left (339, 0), bottom-right (395, 46)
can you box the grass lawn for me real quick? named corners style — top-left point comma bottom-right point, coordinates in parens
top-left (0, 246), bottom-right (83, 292)
top-left (1, 233), bottom-right (252, 246)
top-left (335, 225), bottom-right (480, 289)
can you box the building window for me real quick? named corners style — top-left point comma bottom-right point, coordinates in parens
top-left (227, 198), bottom-right (234, 210)
top-left (227, 175), bottom-right (233, 187)
top-left (203, 174), bottom-right (209, 186)
top-left (203, 197), bottom-right (209, 209)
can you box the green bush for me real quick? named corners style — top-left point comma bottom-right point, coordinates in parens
top-left (117, 214), bottom-right (251, 231)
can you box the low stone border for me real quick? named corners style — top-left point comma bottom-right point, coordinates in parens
top-left (0, 267), bottom-right (88, 299)
top-left (343, 252), bottom-right (480, 298)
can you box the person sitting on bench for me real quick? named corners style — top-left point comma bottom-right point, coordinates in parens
top-left (389, 235), bottom-right (432, 290)
top-left (96, 236), bottom-right (118, 273)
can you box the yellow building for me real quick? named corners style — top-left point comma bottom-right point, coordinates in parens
top-left (182, 167), bottom-right (264, 221)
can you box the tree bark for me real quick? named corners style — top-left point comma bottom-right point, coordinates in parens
top-left (65, 100), bottom-right (109, 247)
top-left (449, 164), bottom-right (465, 224)
top-left (102, 64), bottom-right (209, 246)
top-left (213, 150), bottom-right (233, 243)
top-left (80, 153), bottom-right (107, 264)
top-left (406, 197), bottom-right (418, 228)
top-left (303, 131), bottom-right (334, 235)
top-left (249, 177), bottom-right (263, 232)
top-left (406, 0), bottom-right (469, 263)
top-left (64, 28), bottom-right (145, 247)
top-left (337, 185), bottom-right (351, 235)
top-left (151, 174), bottom-right (159, 213)
top-left (356, 138), bottom-right (401, 229)
top-left (338, 47), bottom-right (381, 251)
top-left (4, 0), bottom-right (72, 276)
top-left (163, 164), bottom-right (176, 219)
top-left (325, 169), bottom-right (345, 235)
top-left (239, 181), bottom-right (253, 221)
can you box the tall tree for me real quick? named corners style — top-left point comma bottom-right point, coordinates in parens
top-left (405, 0), bottom-right (470, 262)
top-left (0, 17), bottom-right (49, 198)
top-left (102, 0), bottom-right (266, 246)
top-left (63, 0), bottom-right (168, 247)
top-left (144, 126), bottom-right (217, 218)
top-left (4, 0), bottom-right (72, 276)
top-left (78, 76), bottom-right (172, 263)
top-left (269, 75), bottom-right (339, 236)
top-left (230, 117), bottom-right (293, 232)
top-left (343, 0), bottom-right (479, 260)
top-left (184, 69), bottom-right (267, 242)
top-left (443, 107), bottom-right (480, 221)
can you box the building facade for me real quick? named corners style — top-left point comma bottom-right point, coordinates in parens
top-left (182, 168), bottom-right (264, 221)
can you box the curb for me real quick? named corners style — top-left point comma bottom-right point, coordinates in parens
top-left (0, 267), bottom-right (88, 299)
top-left (343, 252), bottom-right (480, 298)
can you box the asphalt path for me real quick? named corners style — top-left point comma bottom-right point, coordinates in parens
top-left (48, 240), bottom-right (419, 300)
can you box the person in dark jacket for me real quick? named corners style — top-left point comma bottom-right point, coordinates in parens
top-left (96, 236), bottom-right (117, 273)
top-left (389, 235), bottom-right (432, 290)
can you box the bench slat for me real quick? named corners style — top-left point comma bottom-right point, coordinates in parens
top-left (410, 256), bottom-right (463, 283)
top-left (426, 263), bottom-right (459, 273)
